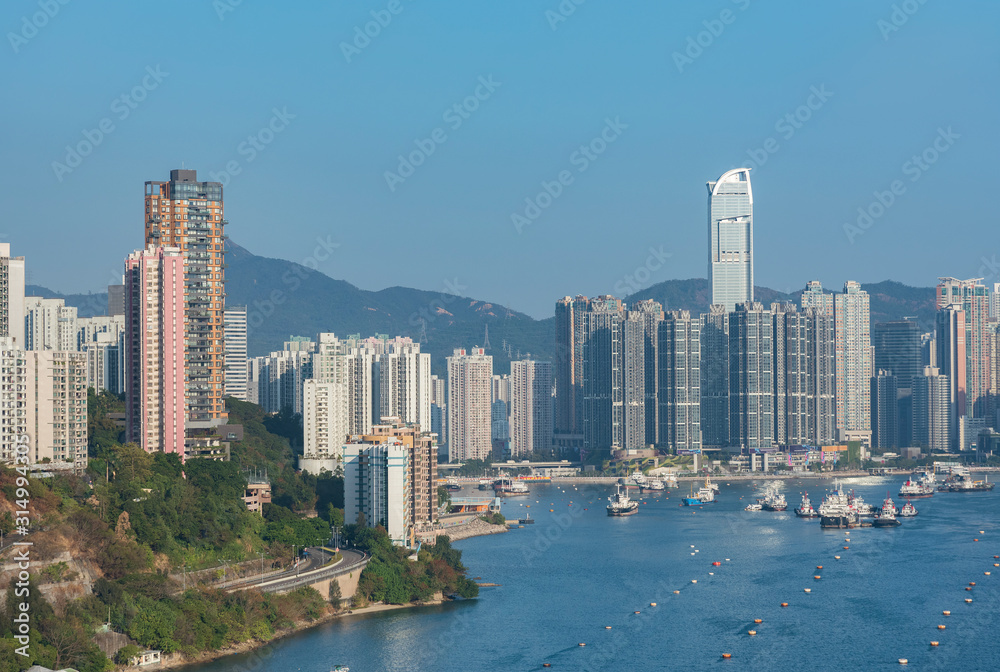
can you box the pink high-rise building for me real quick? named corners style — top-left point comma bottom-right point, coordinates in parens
top-left (937, 277), bottom-right (990, 419)
top-left (125, 246), bottom-right (186, 458)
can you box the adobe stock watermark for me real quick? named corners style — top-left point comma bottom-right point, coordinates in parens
top-left (209, 107), bottom-right (296, 187)
top-left (7, 0), bottom-right (70, 54)
top-left (383, 76), bottom-right (502, 192)
top-left (545, 0), bottom-right (587, 30)
top-left (613, 246), bottom-right (672, 296)
top-left (213, 0), bottom-right (243, 21)
top-left (877, 0), bottom-right (930, 41)
top-left (672, 0), bottom-right (751, 74)
top-left (51, 66), bottom-right (169, 182)
top-left (510, 116), bottom-right (628, 234)
top-left (340, 0), bottom-right (410, 63)
top-left (246, 235), bottom-right (341, 334)
top-left (406, 278), bottom-right (468, 337)
top-left (843, 127), bottom-right (958, 244)
top-left (730, 85), bottom-right (833, 174)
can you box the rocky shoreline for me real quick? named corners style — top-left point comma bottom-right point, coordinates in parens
top-left (441, 517), bottom-right (508, 542)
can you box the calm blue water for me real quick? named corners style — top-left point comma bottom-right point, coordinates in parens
top-left (190, 479), bottom-right (1000, 672)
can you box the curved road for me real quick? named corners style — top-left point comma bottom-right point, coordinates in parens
top-left (251, 548), bottom-right (369, 594)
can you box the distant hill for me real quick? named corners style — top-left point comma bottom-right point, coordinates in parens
top-left (31, 244), bottom-right (938, 375)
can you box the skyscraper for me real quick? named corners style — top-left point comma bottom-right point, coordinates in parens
top-left (871, 371), bottom-right (899, 450)
top-left (708, 168), bottom-right (753, 311)
top-left (124, 246), bottom-right (187, 457)
top-left (913, 366), bottom-right (951, 452)
top-left (0, 244), bottom-right (25, 348)
top-left (728, 302), bottom-right (773, 449)
top-left (223, 306), bottom-right (248, 401)
top-left (581, 296), bottom-right (625, 455)
top-left (554, 295), bottom-right (589, 436)
top-left (23, 297), bottom-right (77, 351)
top-left (144, 169), bottom-right (227, 424)
top-left (658, 310), bottom-right (701, 452)
top-left (873, 319), bottom-right (921, 446)
top-left (510, 360), bottom-right (553, 458)
top-left (834, 282), bottom-right (871, 434)
top-left (699, 304), bottom-right (729, 449)
top-left (447, 347), bottom-right (493, 461)
top-left (937, 278), bottom-right (990, 419)
top-left (936, 305), bottom-right (966, 450)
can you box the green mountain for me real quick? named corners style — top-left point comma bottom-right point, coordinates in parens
top-left (30, 244), bottom-right (938, 375)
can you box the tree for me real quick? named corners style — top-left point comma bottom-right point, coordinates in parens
top-left (114, 645), bottom-right (141, 665)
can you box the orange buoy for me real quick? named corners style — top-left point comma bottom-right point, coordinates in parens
top-left (817, 565), bottom-right (823, 569)
top-left (780, 602), bottom-right (789, 607)
top-left (634, 611), bottom-right (640, 614)
top-left (814, 575), bottom-right (822, 580)
top-left (605, 626), bottom-right (612, 629)
top-left (937, 625), bottom-right (946, 630)
top-left (987, 572), bottom-right (992, 576)
top-left (754, 618), bottom-right (762, 624)
top-left (578, 642), bottom-right (586, 647)
top-left (930, 642), bottom-right (939, 647)
top-left (713, 561), bottom-right (721, 566)
top-left (844, 546), bottom-right (849, 550)
top-left (943, 610), bottom-right (951, 616)
top-left (966, 587), bottom-right (972, 591)
top-left (966, 598), bottom-right (973, 603)
top-left (544, 664), bottom-right (552, 668)
top-left (748, 630), bottom-right (757, 636)
top-left (835, 555), bottom-right (841, 560)
top-left (898, 659), bottom-right (908, 665)
top-left (722, 653), bottom-right (732, 659)
top-left (674, 590), bottom-right (680, 594)
top-left (974, 538), bottom-right (979, 542)
top-left (804, 588), bottom-right (811, 593)
top-left (993, 563), bottom-right (998, 567)
top-left (970, 581), bottom-right (977, 586)
top-left (650, 602), bottom-right (657, 607)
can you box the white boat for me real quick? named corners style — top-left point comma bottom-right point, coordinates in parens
top-left (695, 476), bottom-right (716, 503)
top-left (899, 500), bottom-right (918, 517)
top-left (899, 477), bottom-right (934, 498)
top-left (795, 492), bottom-right (819, 518)
top-left (645, 479), bottom-right (665, 491)
top-left (761, 483), bottom-right (787, 511)
top-left (745, 502), bottom-right (763, 511)
top-left (818, 482), bottom-right (861, 528)
top-left (662, 472), bottom-right (679, 489)
top-left (629, 470), bottom-right (648, 487)
top-left (607, 485), bottom-right (639, 516)
top-left (874, 494), bottom-right (901, 527)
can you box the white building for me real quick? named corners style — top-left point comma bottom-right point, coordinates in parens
top-left (0, 338), bottom-right (28, 464)
top-left (0, 244), bottom-right (25, 348)
top-left (301, 379), bottom-right (349, 474)
top-left (249, 341), bottom-right (315, 414)
top-left (343, 440), bottom-right (411, 546)
top-left (510, 360), bottom-right (553, 458)
top-left (24, 297), bottom-right (78, 352)
top-left (24, 350), bottom-right (88, 468)
top-left (376, 341), bottom-right (431, 432)
top-left (77, 315), bottom-right (126, 394)
top-left (223, 306), bottom-right (248, 401)
top-left (447, 347), bottom-right (493, 462)
top-left (708, 168), bottom-right (753, 312)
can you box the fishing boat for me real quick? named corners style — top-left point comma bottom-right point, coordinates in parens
top-left (761, 483), bottom-right (787, 511)
top-left (899, 476), bottom-right (934, 499)
top-left (607, 484), bottom-right (639, 516)
top-left (874, 494), bottom-right (902, 527)
top-left (899, 500), bottom-right (918, 517)
top-left (794, 492), bottom-right (819, 518)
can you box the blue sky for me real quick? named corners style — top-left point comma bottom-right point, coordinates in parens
top-left (2, 0), bottom-right (997, 317)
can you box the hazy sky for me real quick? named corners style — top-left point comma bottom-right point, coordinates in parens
top-left (3, 1), bottom-right (997, 318)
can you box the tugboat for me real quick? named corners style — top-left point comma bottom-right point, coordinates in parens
top-left (794, 492), bottom-right (819, 518)
top-left (819, 482), bottom-right (861, 529)
top-left (899, 499), bottom-right (918, 517)
top-left (899, 476), bottom-right (934, 498)
top-left (874, 494), bottom-right (902, 527)
top-left (761, 484), bottom-right (788, 511)
top-left (607, 484), bottom-right (639, 516)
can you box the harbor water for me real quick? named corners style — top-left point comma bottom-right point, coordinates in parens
top-left (188, 478), bottom-right (1000, 671)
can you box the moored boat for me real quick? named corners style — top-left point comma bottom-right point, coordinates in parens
top-left (899, 500), bottom-right (918, 517)
top-left (874, 494), bottom-right (902, 527)
top-left (761, 483), bottom-right (787, 512)
top-left (818, 482), bottom-right (861, 528)
top-left (745, 501), bottom-right (763, 512)
top-left (899, 477), bottom-right (934, 499)
top-left (607, 484), bottom-right (639, 516)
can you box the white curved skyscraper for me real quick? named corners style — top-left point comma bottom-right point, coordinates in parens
top-left (707, 168), bottom-right (753, 311)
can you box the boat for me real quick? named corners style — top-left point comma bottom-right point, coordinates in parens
top-left (744, 502), bottom-right (763, 512)
top-left (607, 484), bottom-right (639, 516)
top-left (874, 494), bottom-right (902, 527)
top-left (899, 500), bottom-right (918, 517)
top-left (818, 482), bottom-right (861, 529)
top-left (848, 491), bottom-right (876, 517)
top-left (444, 477), bottom-right (462, 492)
top-left (492, 474), bottom-right (529, 495)
top-left (939, 469), bottom-right (995, 492)
top-left (794, 492), bottom-right (819, 518)
top-left (645, 478), bottom-right (665, 491)
top-left (661, 472), bottom-right (679, 489)
top-left (628, 470), bottom-right (648, 487)
top-left (899, 477), bottom-right (934, 499)
top-left (761, 483), bottom-right (787, 511)
top-left (695, 476), bottom-right (716, 503)
top-left (332, 667), bottom-right (350, 672)
top-left (683, 483), bottom-right (704, 506)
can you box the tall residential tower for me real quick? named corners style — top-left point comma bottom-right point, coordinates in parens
top-left (708, 168), bottom-right (753, 312)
